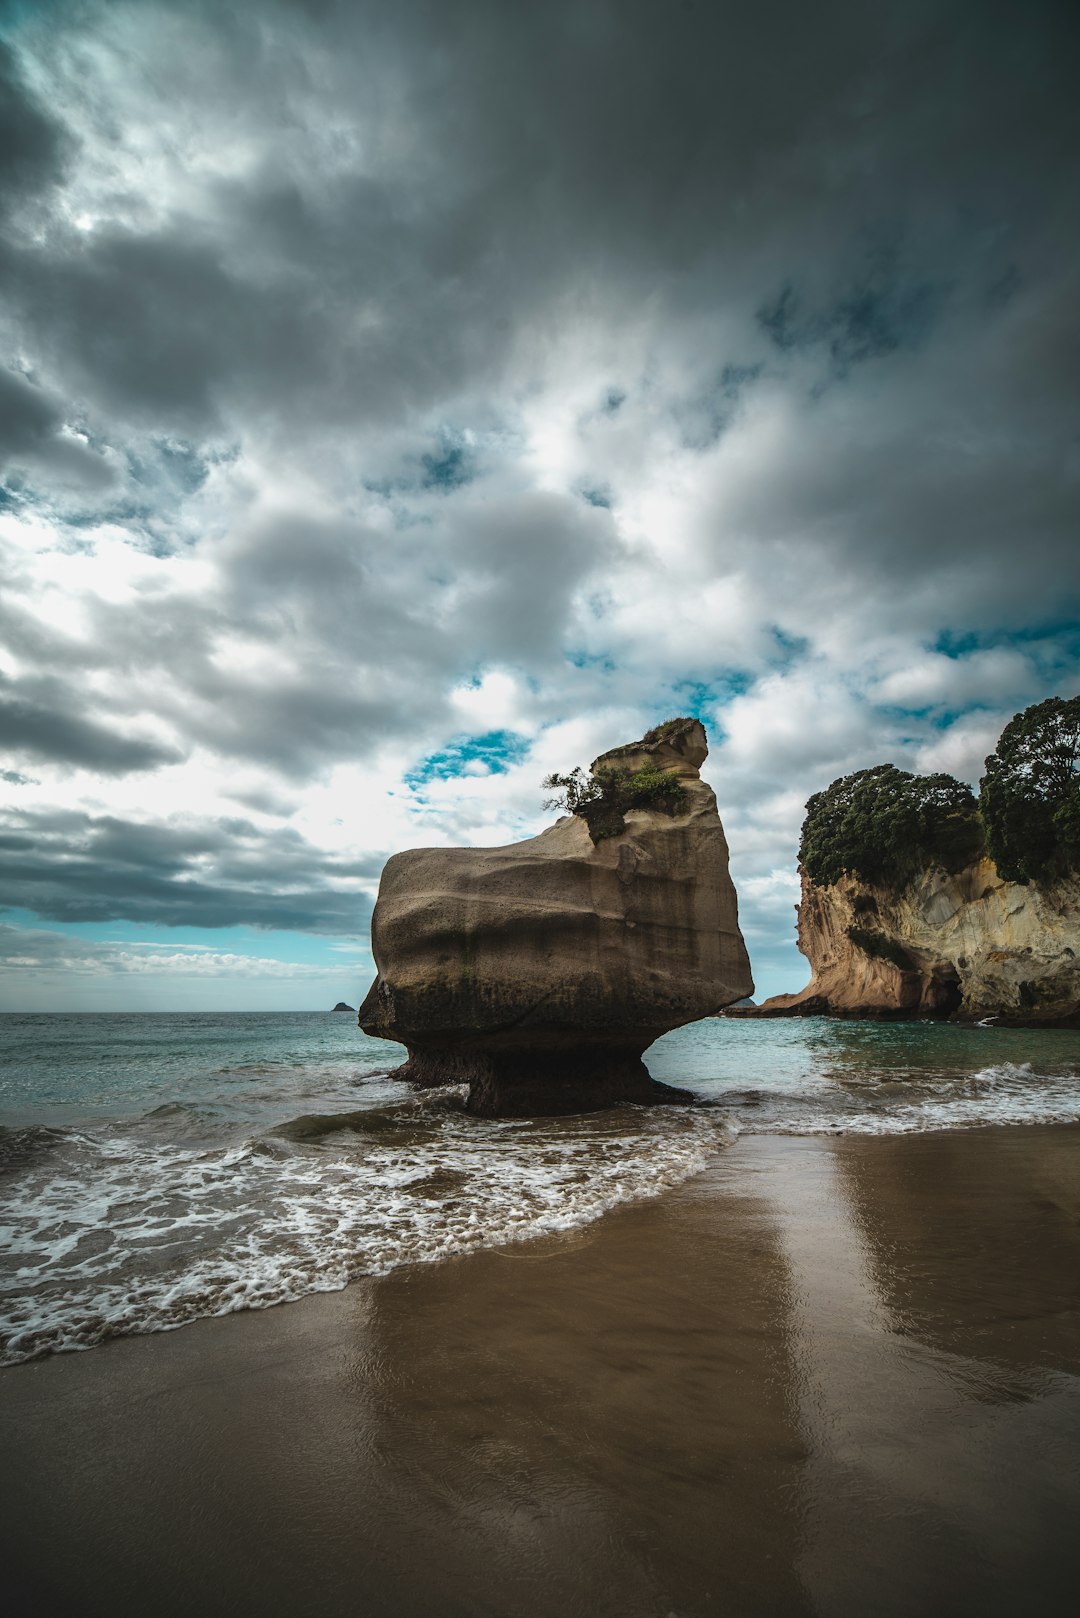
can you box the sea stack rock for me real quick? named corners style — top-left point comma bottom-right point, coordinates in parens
top-left (358, 719), bottom-right (752, 1115)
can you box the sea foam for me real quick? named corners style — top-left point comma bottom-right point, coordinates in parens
top-left (0, 1095), bottom-right (736, 1364)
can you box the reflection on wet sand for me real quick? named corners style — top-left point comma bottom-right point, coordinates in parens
top-left (351, 1189), bottom-right (809, 1617)
top-left (773, 1129), bottom-right (1080, 1615)
top-left (1, 1127), bottom-right (1078, 1618)
top-left (834, 1127), bottom-right (1080, 1375)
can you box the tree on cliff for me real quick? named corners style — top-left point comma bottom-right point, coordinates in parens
top-left (980, 695), bottom-right (1080, 883)
top-left (799, 765), bottom-right (984, 888)
top-left (542, 762), bottom-right (687, 842)
top-left (542, 717), bottom-right (699, 842)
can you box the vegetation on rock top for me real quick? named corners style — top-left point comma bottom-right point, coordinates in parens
top-left (980, 696), bottom-right (1080, 883)
top-left (641, 716), bottom-right (698, 744)
top-left (542, 728), bottom-right (690, 843)
top-left (800, 765), bottom-right (983, 888)
top-left (799, 696), bottom-right (1079, 891)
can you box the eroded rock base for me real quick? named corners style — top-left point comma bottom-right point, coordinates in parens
top-left (394, 1045), bottom-right (695, 1118)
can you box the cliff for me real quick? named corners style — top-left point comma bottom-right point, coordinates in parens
top-left (358, 719), bottom-right (752, 1114)
top-left (746, 858), bottom-right (1080, 1025)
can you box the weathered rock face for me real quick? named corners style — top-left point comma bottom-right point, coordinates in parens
top-left (358, 720), bottom-right (753, 1114)
top-left (744, 858), bottom-right (1080, 1025)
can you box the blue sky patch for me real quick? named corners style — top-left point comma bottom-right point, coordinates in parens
top-left (421, 442), bottom-right (472, 491)
top-left (405, 729), bottom-right (531, 787)
top-left (564, 650), bottom-right (618, 672)
top-left (770, 627), bottom-right (809, 665)
top-left (666, 674), bottom-right (752, 725)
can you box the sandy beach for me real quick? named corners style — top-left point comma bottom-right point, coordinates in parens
top-left (3, 1124), bottom-right (1080, 1618)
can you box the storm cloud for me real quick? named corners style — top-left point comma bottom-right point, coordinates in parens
top-left (0, 0), bottom-right (1078, 1003)
top-left (0, 805), bottom-right (378, 931)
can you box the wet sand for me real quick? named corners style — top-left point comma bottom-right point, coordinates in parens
top-left (3, 1125), bottom-right (1080, 1618)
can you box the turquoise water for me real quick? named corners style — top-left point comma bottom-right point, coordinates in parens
top-left (0, 1011), bottom-right (404, 1127)
top-left (649, 1016), bottom-right (1080, 1132)
top-left (2, 1012), bottom-right (1079, 1365)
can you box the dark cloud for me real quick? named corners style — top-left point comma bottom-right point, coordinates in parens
top-left (0, 675), bottom-right (185, 773)
top-left (0, 1), bottom-right (1072, 450)
top-left (0, 364), bottom-right (115, 487)
top-left (0, 0), bottom-right (1076, 989)
top-left (2, 4), bottom-right (1076, 539)
top-left (0, 364), bottom-right (57, 448)
top-left (756, 265), bottom-right (944, 375)
top-left (0, 36), bottom-right (69, 207)
top-left (0, 806), bottom-right (376, 932)
top-left (38, 489), bottom-right (613, 781)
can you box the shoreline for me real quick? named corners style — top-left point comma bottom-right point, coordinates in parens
top-left (3, 1124), bottom-right (1080, 1617)
top-left (723, 1003), bottom-right (1080, 1027)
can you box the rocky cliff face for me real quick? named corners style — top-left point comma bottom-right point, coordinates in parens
top-left (358, 720), bottom-right (752, 1114)
top-left (748, 858), bottom-right (1080, 1024)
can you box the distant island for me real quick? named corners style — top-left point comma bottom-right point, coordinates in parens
top-left (734, 696), bottom-right (1079, 1026)
top-left (331, 1002), bottom-right (355, 1013)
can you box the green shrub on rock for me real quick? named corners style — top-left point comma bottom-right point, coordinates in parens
top-left (800, 764), bottom-right (984, 889)
top-left (980, 695), bottom-right (1080, 883)
top-left (542, 763), bottom-right (688, 843)
top-left (794, 696), bottom-right (1078, 893)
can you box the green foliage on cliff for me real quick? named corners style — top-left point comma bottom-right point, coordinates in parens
top-left (980, 696), bottom-right (1080, 883)
top-left (542, 763), bottom-right (688, 843)
top-left (800, 764), bottom-right (984, 889)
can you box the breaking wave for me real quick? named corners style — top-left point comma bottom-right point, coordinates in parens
top-left (710, 1061), bottom-right (1080, 1136)
top-left (0, 1095), bottom-right (736, 1365)
top-left (3, 1011), bottom-right (1079, 1365)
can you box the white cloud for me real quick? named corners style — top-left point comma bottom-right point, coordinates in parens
top-left (0, 1), bottom-right (1077, 1007)
top-left (0, 926), bottom-right (334, 979)
top-left (711, 667), bottom-right (886, 787)
top-left (872, 647), bottom-right (1037, 711)
top-left (913, 712), bottom-right (1011, 785)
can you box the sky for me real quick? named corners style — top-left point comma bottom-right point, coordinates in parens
top-left (1, 0), bottom-right (1078, 1012)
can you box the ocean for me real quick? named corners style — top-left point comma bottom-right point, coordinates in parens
top-left (2, 1010), bottom-right (1079, 1365)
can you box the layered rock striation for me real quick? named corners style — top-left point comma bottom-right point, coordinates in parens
top-left (359, 720), bottom-right (752, 1114)
top-left (742, 859), bottom-right (1080, 1025)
